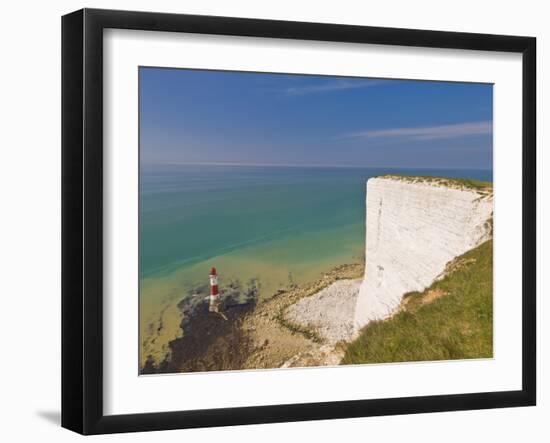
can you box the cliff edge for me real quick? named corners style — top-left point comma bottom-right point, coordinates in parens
top-left (354, 175), bottom-right (493, 331)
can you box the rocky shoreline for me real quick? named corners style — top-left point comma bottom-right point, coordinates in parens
top-left (141, 262), bottom-right (364, 374)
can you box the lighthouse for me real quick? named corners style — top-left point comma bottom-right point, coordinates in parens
top-left (209, 267), bottom-right (220, 313)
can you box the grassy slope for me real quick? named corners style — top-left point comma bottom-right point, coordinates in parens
top-left (342, 240), bottom-right (493, 364)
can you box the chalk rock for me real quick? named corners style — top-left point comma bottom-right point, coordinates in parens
top-left (354, 177), bottom-right (493, 331)
top-left (286, 279), bottom-right (361, 345)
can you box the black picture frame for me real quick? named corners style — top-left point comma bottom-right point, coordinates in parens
top-left (61, 8), bottom-right (536, 435)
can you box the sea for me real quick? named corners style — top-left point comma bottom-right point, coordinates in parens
top-left (139, 164), bottom-right (492, 366)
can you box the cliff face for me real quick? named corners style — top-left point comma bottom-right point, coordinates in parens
top-left (354, 176), bottom-right (493, 331)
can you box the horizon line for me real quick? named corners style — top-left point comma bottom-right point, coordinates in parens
top-left (141, 161), bottom-right (493, 171)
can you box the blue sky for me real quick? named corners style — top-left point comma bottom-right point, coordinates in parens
top-left (139, 68), bottom-right (493, 170)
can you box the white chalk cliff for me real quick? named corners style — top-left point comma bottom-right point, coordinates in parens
top-left (353, 176), bottom-right (493, 331)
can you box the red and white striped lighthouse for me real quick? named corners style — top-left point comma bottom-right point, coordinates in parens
top-left (209, 267), bottom-right (219, 311)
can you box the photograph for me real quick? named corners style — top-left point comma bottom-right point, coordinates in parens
top-left (138, 68), bottom-right (494, 375)
top-left (0, 0), bottom-right (543, 439)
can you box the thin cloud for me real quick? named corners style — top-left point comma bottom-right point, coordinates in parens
top-left (342, 121), bottom-right (492, 141)
top-left (285, 79), bottom-right (387, 96)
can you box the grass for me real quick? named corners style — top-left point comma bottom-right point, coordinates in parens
top-left (342, 239), bottom-right (493, 365)
top-left (377, 174), bottom-right (493, 192)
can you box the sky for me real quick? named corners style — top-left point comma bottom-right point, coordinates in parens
top-left (139, 67), bottom-right (493, 170)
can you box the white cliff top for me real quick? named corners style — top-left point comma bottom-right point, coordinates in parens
top-left (353, 175), bottom-right (493, 331)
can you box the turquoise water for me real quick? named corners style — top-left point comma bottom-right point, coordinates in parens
top-left (139, 164), bottom-right (492, 365)
top-left (140, 165), bottom-right (492, 279)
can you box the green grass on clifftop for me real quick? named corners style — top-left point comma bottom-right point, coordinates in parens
top-left (342, 240), bottom-right (493, 365)
top-left (378, 174), bottom-right (493, 192)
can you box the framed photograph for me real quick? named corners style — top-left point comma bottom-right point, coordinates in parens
top-left (61, 8), bottom-right (536, 435)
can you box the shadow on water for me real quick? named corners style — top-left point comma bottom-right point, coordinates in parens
top-left (141, 278), bottom-right (261, 374)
